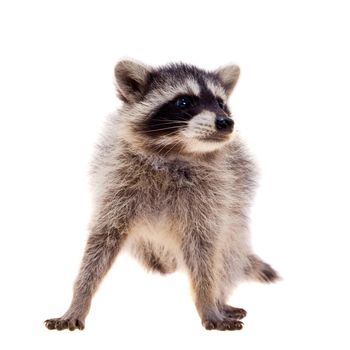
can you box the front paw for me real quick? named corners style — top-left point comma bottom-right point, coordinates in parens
top-left (201, 309), bottom-right (244, 331)
top-left (44, 317), bottom-right (85, 331)
top-left (202, 316), bottom-right (244, 331)
top-left (219, 304), bottom-right (247, 320)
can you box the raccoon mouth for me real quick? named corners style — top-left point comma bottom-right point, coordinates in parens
top-left (197, 134), bottom-right (231, 142)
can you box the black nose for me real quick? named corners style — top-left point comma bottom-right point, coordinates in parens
top-left (215, 116), bottom-right (234, 133)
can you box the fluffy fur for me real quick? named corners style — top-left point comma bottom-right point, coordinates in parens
top-left (45, 59), bottom-right (279, 332)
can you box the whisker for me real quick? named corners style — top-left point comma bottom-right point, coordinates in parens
top-left (142, 126), bottom-right (186, 133)
top-left (195, 128), bottom-right (214, 133)
top-left (197, 123), bottom-right (213, 127)
top-left (147, 120), bottom-right (188, 125)
top-left (180, 111), bottom-right (195, 119)
top-left (164, 138), bottom-right (183, 157)
top-left (154, 132), bottom-right (182, 154)
top-left (156, 135), bottom-right (179, 154)
top-left (157, 140), bottom-right (173, 155)
top-left (150, 116), bottom-right (189, 122)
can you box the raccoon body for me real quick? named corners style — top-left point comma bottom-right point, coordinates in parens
top-left (45, 59), bottom-right (278, 332)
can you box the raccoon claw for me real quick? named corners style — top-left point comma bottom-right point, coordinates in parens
top-left (220, 305), bottom-right (247, 320)
top-left (202, 317), bottom-right (244, 331)
top-left (45, 317), bottom-right (85, 331)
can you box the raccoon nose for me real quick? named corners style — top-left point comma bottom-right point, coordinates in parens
top-left (215, 116), bottom-right (234, 133)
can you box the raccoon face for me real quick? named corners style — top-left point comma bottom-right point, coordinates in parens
top-left (115, 59), bottom-right (240, 156)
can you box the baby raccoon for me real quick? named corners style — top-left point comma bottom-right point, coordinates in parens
top-left (45, 59), bottom-right (279, 332)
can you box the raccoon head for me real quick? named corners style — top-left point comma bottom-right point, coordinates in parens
top-left (114, 59), bottom-right (240, 157)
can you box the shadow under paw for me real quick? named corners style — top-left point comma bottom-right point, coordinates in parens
top-left (44, 317), bottom-right (85, 331)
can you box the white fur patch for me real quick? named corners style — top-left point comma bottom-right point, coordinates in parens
top-left (182, 111), bottom-right (216, 139)
top-left (147, 78), bottom-right (200, 108)
top-left (186, 78), bottom-right (201, 96)
top-left (181, 111), bottom-right (234, 153)
top-left (183, 111), bottom-right (216, 137)
top-left (205, 80), bottom-right (227, 102)
top-left (185, 138), bottom-right (228, 153)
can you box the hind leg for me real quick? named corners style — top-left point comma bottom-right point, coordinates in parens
top-left (215, 254), bottom-right (279, 322)
top-left (215, 249), bottom-right (248, 321)
top-left (182, 241), bottom-right (244, 330)
top-left (245, 254), bottom-right (280, 283)
top-left (132, 240), bottom-right (177, 274)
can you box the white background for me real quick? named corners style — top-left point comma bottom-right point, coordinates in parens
top-left (0, 0), bottom-right (349, 349)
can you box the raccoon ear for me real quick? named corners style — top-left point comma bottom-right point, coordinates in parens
top-left (214, 64), bottom-right (240, 95)
top-left (114, 60), bottom-right (152, 103)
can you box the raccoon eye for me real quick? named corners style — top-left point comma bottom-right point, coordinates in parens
top-left (216, 97), bottom-right (225, 109)
top-left (175, 95), bottom-right (192, 109)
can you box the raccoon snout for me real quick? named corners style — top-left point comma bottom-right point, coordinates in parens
top-left (215, 116), bottom-right (234, 133)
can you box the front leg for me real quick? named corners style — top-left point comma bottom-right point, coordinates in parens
top-left (45, 224), bottom-right (126, 331)
top-left (181, 231), bottom-right (244, 331)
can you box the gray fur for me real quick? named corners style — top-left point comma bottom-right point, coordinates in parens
top-left (45, 59), bottom-right (279, 332)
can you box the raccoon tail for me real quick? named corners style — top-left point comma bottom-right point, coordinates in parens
top-left (245, 254), bottom-right (280, 283)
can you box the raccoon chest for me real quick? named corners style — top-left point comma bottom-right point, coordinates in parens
top-left (148, 161), bottom-right (193, 183)
top-left (127, 214), bottom-right (180, 254)
top-left (125, 159), bottom-right (231, 216)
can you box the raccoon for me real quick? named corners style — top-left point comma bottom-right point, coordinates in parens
top-left (45, 59), bottom-right (279, 332)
